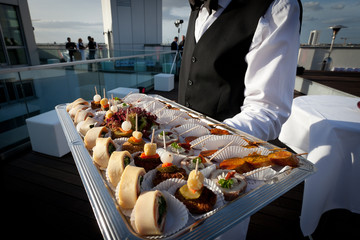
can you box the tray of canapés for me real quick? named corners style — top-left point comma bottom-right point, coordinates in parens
top-left (65, 89), bottom-right (307, 238)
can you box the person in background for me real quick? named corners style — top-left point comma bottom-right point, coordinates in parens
top-left (65, 37), bottom-right (77, 62)
top-left (77, 38), bottom-right (86, 60)
top-left (178, 35), bottom-right (186, 51)
top-left (87, 36), bottom-right (96, 60)
top-left (171, 36), bottom-right (179, 50)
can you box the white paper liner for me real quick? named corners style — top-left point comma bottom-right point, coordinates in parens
top-left (202, 135), bottom-right (247, 151)
top-left (114, 180), bottom-right (134, 217)
top-left (183, 118), bottom-right (210, 129)
top-left (180, 158), bottom-right (216, 178)
top-left (243, 166), bottom-right (277, 181)
top-left (124, 93), bottom-right (153, 104)
top-left (113, 137), bottom-right (129, 148)
top-left (168, 179), bottom-right (225, 220)
top-left (151, 129), bottom-right (179, 147)
top-left (156, 116), bottom-right (187, 128)
top-left (158, 109), bottom-right (190, 120)
top-left (207, 146), bottom-right (272, 162)
top-left (172, 124), bottom-right (210, 138)
top-left (130, 191), bottom-right (189, 238)
top-left (141, 168), bottom-right (158, 192)
top-left (141, 164), bottom-right (189, 192)
top-left (189, 135), bottom-right (216, 149)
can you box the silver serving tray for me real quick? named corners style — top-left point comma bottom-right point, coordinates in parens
top-left (55, 95), bottom-right (315, 239)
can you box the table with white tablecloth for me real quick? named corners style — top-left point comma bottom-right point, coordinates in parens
top-left (278, 95), bottom-right (360, 237)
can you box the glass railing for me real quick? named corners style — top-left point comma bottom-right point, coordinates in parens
top-left (0, 51), bottom-right (179, 154)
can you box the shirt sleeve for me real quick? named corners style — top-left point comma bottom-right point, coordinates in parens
top-left (223, 0), bottom-right (300, 141)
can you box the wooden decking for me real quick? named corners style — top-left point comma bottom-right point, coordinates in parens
top-left (2, 76), bottom-right (360, 239)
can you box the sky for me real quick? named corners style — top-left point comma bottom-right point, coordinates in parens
top-left (27, 0), bottom-right (360, 45)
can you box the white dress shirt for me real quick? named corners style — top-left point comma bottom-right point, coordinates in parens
top-left (195, 0), bottom-right (300, 141)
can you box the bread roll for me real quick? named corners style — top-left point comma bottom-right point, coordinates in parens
top-left (134, 190), bottom-right (167, 235)
top-left (74, 109), bottom-right (94, 125)
top-left (92, 137), bottom-right (116, 169)
top-left (66, 98), bottom-right (88, 112)
top-left (69, 104), bottom-right (88, 119)
top-left (79, 117), bottom-right (99, 136)
top-left (84, 126), bottom-right (108, 150)
top-left (117, 165), bottom-right (145, 209)
top-left (107, 151), bottom-right (132, 189)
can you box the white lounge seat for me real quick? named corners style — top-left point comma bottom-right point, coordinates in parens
top-left (26, 110), bottom-right (70, 157)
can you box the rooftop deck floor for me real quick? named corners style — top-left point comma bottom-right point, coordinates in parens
top-left (2, 76), bottom-right (360, 239)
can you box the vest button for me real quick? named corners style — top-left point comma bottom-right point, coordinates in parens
top-left (185, 101), bottom-right (190, 107)
top-left (188, 79), bottom-right (193, 86)
top-left (191, 57), bottom-right (197, 63)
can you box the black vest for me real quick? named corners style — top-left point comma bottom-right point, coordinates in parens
top-left (179, 0), bottom-right (279, 121)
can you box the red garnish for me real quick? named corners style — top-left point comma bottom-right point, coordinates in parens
top-left (119, 127), bottom-right (133, 134)
top-left (225, 171), bottom-right (236, 180)
top-left (178, 143), bottom-right (191, 150)
top-left (162, 162), bottom-right (173, 168)
top-left (129, 136), bottom-right (143, 144)
top-left (140, 152), bottom-right (160, 159)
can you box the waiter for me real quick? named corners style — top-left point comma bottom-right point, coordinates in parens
top-left (179, 0), bottom-right (302, 142)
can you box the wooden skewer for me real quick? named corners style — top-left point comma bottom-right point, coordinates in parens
top-left (94, 86), bottom-right (98, 95)
top-left (103, 88), bottom-right (106, 98)
top-left (269, 147), bottom-right (287, 151)
top-left (135, 114), bottom-right (138, 131)
top-left (190, 135), bottom-right (213, 149)
top-left (208, 123), bottom-right (227, 127)
top-left (295, 152), bottom-right (308, 156)
top-left (208, 140), bottom-right (234, 161)
top-left (151, 128), bottom-right (155, 144)
top-left (154, 105), bottom-right (167, 115)
top-left (144, 99), bottom-right (157, 109)
top-left (178, 125), bottom-right (202, 136)
top-left (166, 114), bottom-right (182, 125)
top-left (162, 130), bottom-right (166, 148)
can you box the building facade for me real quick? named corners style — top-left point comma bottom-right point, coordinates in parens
top-left (0, 0), bottom-right (39, 67)
top-left (101, 0), bottom-right (162, 57)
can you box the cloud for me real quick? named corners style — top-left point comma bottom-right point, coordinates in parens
top-left (331, 3), bottom-right (345, 10)
top-left (303, 1), bottom-right (323, 11)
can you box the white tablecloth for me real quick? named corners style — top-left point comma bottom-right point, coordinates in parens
top-left (279, 95), bottom-right (360, 236)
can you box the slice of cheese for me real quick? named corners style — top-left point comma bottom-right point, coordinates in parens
top-left (107, 151), bottom-right (132, 188)
top-left (134, 190), bottom-right (166, 235)
top-left (117, 165), bottom-right (145, 209)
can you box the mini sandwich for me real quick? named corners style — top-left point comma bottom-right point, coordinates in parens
top-left (174, 169), bottom-right (216, 214)
top-left (152, 151), bottom-right (188, 187)
top-left (210, 169), bottom-right (247, 201)
top-left (74, 109), bottom-right (94, 125)
top-left (92, 137), bottom-right (116, 169)
top-left (133, 190), bottom-right (167, 236)
top-left (66, 98), bottom-right (89, 112)
top-left (116, 165), bottom-right (146, 209)
top-left (84, 126), bottom-right (108, 150)
top-left (79, 116), bottom-right (100, 136)
top-left (69, 104), bottom-right (89, 119)
top-left (134, 142), bottom-right (161, 172)
top-left (106, 151), bottom-right (133, 189)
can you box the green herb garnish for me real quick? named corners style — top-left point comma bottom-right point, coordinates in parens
top-left (108, 143), bottom-right (116, 155)
top-left (170, 142), bottom-right (181, 149)
top-left (218, 178), bottom-right (234, 189)
top-left (158, 196), bottom-right (167, 226)
top-left (192, 157), bottom-right (202, 164)
top-left (124, 156), bottom-right (130, 167)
